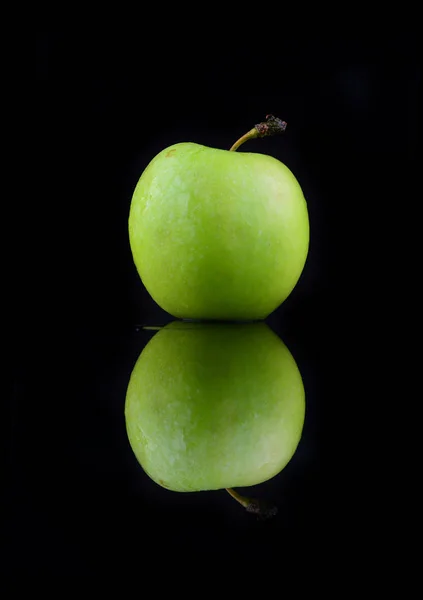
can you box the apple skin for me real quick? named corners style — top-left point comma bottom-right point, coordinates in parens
top-left (125, 321), bottom-right (305, 492)
top-left (129, 142), bottom-right (309, 320)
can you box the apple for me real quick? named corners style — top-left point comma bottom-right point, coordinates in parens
top-left (125, 321), bottom-right (305, 494)
top-left (128, 116), bottom-right (309, 320)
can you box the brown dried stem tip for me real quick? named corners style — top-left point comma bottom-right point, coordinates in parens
top-left (229, 115), bottom-right (287, 151)
top-left (256, 114), bottom-right (288, 137)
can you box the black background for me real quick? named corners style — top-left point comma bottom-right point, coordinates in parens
top-left (9, 23), bottom-right (419, 586)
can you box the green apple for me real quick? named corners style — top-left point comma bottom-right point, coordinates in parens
top-left (128, 117), bottom-right (309, 320)
top-left (125, 321), bottom-right (305, 493)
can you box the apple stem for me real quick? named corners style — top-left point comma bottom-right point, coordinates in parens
top-left (229, 128), bottom-right (258, 151)
top-left (229, 115), bottom-right (288, 151)
top-left (226, 487), bottom-right (250, 507)
top-left (226, 488), bottom-right (278, 520)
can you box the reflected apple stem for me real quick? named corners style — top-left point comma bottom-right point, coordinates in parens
top-left (229, 114), bottom-right (288, 151)
top-left (226, 488), bottom-right (278, 520)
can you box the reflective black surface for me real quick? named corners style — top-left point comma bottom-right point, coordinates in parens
top-left (12, 311), bottom-right (327, 578)
top-left (11, 27), bottom-right (417, 584)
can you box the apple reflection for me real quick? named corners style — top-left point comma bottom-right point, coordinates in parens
top-left (125, 321), bottom-right (305, 500)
